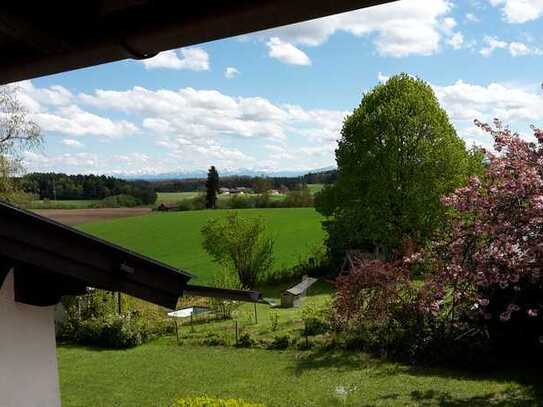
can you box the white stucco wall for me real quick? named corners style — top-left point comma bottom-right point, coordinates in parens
top-left (0, 270), bottom-right (61, 407)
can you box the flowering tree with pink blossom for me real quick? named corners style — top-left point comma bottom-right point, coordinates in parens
top-left (415, 120), bottom-right (543, 349)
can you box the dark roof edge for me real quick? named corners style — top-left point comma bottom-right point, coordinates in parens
top-left (0, 200), bottom-right (193, 279)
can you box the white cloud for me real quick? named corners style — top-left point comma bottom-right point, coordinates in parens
top-left (141, 48), bottom-right (210, 71)
top-left (12, 82), bottom-right (139, 139)
top-left (61, 139), bottom-right (84, 148)
top-left (480, 36), bottom-right (508, 56)
top-left (480, 36), bottom-right (542, 56)
top-left (22, 151), bottom-right (168, 175)
top-left (508, 41), bottom-right (542, 56)
top-left (80, 86), bottom-right (346, 144)
top-left (225, 67), bottom-right (240, 79)
top-left (34, 105), bottom-right (138, 138)
top-left (377, 72), bottom-right (390, 83)
top-left (433, 80), bottom-right (543, 124)
top-left (488, 0), bottom-right (543, 23)
top-left (257, 0), bottom-right (453, 58)
top-left (266, 38), bottom-right (311, 65)
top-left (442, 17), bottom-right (457, 30)
top-left (448, 32), bottom-right (464, 49)
top-left (465, 13), bottom-right (480, 22)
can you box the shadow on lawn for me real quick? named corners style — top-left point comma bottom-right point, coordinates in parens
top-left (292, 349), bottom-right (543, 406)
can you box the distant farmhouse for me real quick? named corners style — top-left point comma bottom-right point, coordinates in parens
top-left (219, 187), bottom-right (253, 195)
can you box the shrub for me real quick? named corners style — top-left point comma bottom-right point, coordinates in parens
top-left (200, 334), bottom-right (226, 347)
top-left (96, 194), bottom-right (141, 208)
top-left (269, 312), bottom-right (279, 332)
top-left (171, 396), bottom-right (265, 407)
top-left (201, 212), bottom-right (274, 289)
top-left (58, 290), bottom-right (168, 348)
top-left (176, 199), bottom-right (194, 211)
top-left (75, 313), bottom-right (150, 348)
top-left (259, 247), bottom-right (330, 286)
top-left (236, 332), bottom-right (254, 348)
top-left (226, 195), bottom-right (255, 209)
top-left (302, 302), bottom-right (330, 336)
top-left (283, 187), bottom-right (313, 207)
top-left (268, 335), bottom-right (290, 350)
top-left (191, 193), bottom-right (207, 210)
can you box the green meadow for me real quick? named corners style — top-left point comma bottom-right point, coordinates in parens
top-left (79, 208), bottom-right (326, 283)
top-left (58, 339), bottom-right (540, 407)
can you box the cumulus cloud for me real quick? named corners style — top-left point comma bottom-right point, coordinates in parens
top-left (18, 76), bottom-right (543, 175)
top-left (257, 0), bottom-right (453, 58)
top-left (266, 38), bottom-right (311, 65)
top-left (61, 139), bottom-right (84, 148)
top-left (77, 85), bottom-right (346, 171)
top-left (33, 106), bottom-right (138, 138)
top-left (480, 36), bottom-right (542, 56)
top-left (488, 0), bottom-right (543, 23)
top-left (225, 67), bottom-right (240, 79)
top-left (141, 48), bottom-right (210, 71)
top-left (448, 32), bottom-right (464, 50)
top-left (22, 151), bottom-right (167, 175)
top-left (480, 36), bottom-right (508, 56)
top-left (80, 86), bottom-right (347, 144)
top-left (433, 80), bottom-right (543, 124)
top-left (13, 81), bottom-right (139, 139)
top-left (465, 13), bottom-right (480, 22)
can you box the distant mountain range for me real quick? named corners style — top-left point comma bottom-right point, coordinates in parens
top-left (120, 166), bottom-right (336, 180)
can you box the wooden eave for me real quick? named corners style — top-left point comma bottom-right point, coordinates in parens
top-left (0, 0), bottom-right (396, 85)
top-left (0, 200), bottom-right (191, 308)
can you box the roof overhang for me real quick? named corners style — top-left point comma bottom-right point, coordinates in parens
top-left (0, 200), bottom-right (191, 308)
top-left (0, 0), bottom-right (396, 85)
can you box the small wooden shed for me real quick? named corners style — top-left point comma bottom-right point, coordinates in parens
top-left (280, 276), bottom-right (318, 308)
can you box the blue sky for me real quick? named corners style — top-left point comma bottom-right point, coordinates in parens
top-left (16, 0), bottom-right (543, 175)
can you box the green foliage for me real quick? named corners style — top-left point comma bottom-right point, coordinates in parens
top-left (201, 212), bottom-right (274, 288)
top-left (20, 172), bottom-right (157, 204)
top-left (96, 194), bottom-right (141, 208)
top-left (302, 302), bottom-right (330, 336)
top-left (58, 290), bottom-right (168, 349)
top-left (209, 269), bottom-right (242, 319)
top-left (268, 335), bottom-right (290, 350)
top-left (236, 332), bottom-right (254, 348)
top-left (313, 184), bottom-right (337, 217)
top-left (269, 311), bottom-right (279, 332)
top-left (259, 247), bottom-right (330, 286)
top-left (225, 194), bottom-right (255, 209)
top-left (171, 396), bottom-right (265, 407)
top-left (74, 313), bottom-right (150, 349)
top-left (252, 177), bottom-right (273, 193)
top-left (0, 86), bottom-right (41, 202)
top-left (283, 186), bottom-right (313, 207)
top-left (206, 166), bottom-right (220, 209)
top-left (320, 74), bottom-right (484, 259)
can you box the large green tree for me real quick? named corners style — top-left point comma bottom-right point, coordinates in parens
top-left (317, 74), bottom-right (484, 260)
top-left (205, 166), bottom-right (220, 209)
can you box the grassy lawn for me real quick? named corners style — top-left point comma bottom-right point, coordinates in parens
top-left (58, 339), bottom-right (541, 407)
top-left (157, 192), bottom-right (201, 203)
top-left (79, 208), bottom-right (325, 283)
top-left (307, 184), bottom-right (324, 194)
top-left (172, 281), bottom-right (332, 348)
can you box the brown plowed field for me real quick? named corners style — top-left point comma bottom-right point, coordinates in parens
top-left (34, 207), bottom-right (152, 226)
